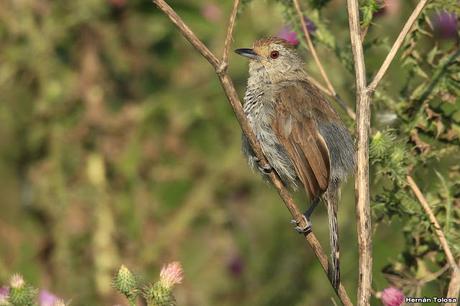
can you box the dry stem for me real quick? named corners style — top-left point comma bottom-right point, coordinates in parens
top-left (345, 0), bottom-right (435, 303)
top-left (407, 176), bottom-right (460, 300)
top-left (346, 0), bottom-right (373, 305)
top-left (368, 0), bottom-right (429, 92)
top-left (447, 260), bottom-right (460, 302)
top-left (221, 0), bottom-right (240, 72)
top-left (293, 0), bottom-right (356, 120)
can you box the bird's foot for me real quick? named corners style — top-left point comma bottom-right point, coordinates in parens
top-left (258, 163), bottom-right (272, 174)
top-left (291, 215), bottom-right (312, 234)
top-left (253, 157), bottom-right (272, 174)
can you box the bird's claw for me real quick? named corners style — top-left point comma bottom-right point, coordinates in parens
top-left (291, 215), bottom-right (312, 234)
top-left (258, 163), bottom-right (272, 174)
top-left (253, 157), bottom-right (272, 174)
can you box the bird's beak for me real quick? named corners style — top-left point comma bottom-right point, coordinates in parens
top-left (234, 48), bottom-right (259, 60)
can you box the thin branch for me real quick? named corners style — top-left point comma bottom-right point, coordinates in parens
top-left (293, 0), bottom-right (334, 94)
top-left (153, 0), bottom-right (353, 304)
top-left (407, 175), bottom-right (460, 301)
top-left (367, 0), bottom-right (429, 92)
top-left (293, 0), bottom-right (356, 120)
top-left (152, 0), bottom-right (220, 69)
top-left (360, 25), bottom-right (369, 42)
top-left (346, 0), bottom-right (373, 305)
top-left (220, 0), bottom-right (240, 73)
top-left (406, 176), bottom-right (458, 270)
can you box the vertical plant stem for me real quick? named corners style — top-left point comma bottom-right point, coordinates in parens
top-left (346, 0), bottom-right (373, 305)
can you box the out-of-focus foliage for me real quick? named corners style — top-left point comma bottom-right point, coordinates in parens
top-left (369, 0), bottom-right (460, 297)
top-left (0, 0), bottom-right (458, 305)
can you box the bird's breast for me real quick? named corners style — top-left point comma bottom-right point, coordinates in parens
top-left (243, 85), bottom-right (298, 189)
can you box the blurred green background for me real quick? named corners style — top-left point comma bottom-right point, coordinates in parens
top-left (0, 0), bottom-right (456, 305)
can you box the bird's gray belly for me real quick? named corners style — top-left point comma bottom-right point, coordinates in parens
top-left (242, 118), bottom-right (299, 190)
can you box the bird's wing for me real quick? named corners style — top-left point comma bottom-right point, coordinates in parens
top-left (272, 81), bottom-right (336, 199)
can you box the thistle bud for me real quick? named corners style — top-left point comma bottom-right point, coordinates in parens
top-left (143, 262), bottom-right (183, 306)
top-left (8, 275), bottom-right (37, 306)
top-left (113, 265), bottom-right (137, 297)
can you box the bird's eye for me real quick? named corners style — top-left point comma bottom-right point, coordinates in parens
top-left (270, 51), bottom-right (279, 59)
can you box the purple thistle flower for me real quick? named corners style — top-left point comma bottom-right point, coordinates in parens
top-left (374, 0), bottom-right (401, 18)
top-left (39, 290), bottom-right (60, 306)
top-left (227, 255), bottom-right (244, 277)
top-left (0, 287), bottom-right (8, 296)
top-left (277, 17), bottom-right (316, 47)
top-left (277, 27), bottom-right (300, 46)
top-left (201, 3), bottom-right (222, 23)
top-left (302, 17), bottom-right (316, 34)
top-left (432, 11), bottom-right (458, 40)
top-left (0, 286), bottom-right (9, 303)
top-left (380, 287), bottom-right (404, 306)
top-left (159, 261), bottom-right (184, 289)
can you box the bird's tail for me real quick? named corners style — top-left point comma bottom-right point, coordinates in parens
top-left (324, 182), bottom-right (340, 290)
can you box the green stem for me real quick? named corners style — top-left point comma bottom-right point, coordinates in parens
top-left (128, 297), bottom-right (137, 306)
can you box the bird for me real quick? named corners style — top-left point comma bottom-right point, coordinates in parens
top-left (235, 37), bottom-right (355, 289)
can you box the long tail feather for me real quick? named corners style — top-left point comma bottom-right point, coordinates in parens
top-left (324, 182), bottom-right (340, 290)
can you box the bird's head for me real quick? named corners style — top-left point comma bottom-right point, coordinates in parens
top-left (235, 37), bottom-right (303, 79)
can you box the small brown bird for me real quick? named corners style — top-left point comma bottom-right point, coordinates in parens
top-left (235, 37), bottom-right (355, 289)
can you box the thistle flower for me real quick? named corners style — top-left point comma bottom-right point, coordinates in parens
top-left (300, 17), bottom-right (316, 33)
top-left (0, 287), bottom-right (9, 305)
top-left (227, 255), bottom-right (244, 277)
top-left (277, 17), bottom-right (316, 46)
top-left (201, 3), bottom-right (222, 23)
top-left (378, 287), bottom-right (405, 306)
top-left (0, 287), bottom-right (8, 298)
top-left (159, 262), bottom-right (183, 289)
top-left (8, 274), bottom-right (37, 306)
top-left (51, 299), bottom-right (67, 306)
top-left (374, 0), bottom-right (400, 18)
top-left (432, 11), bottom-right (458, 40)
top-left (39, 290), bottom-right (60, 306)
top-left (9, 275), bottom-right (24, 289)
top-left (143, 262), bottom-right (183, 306)
top-left (277, 27), bottom-right (300, 46)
